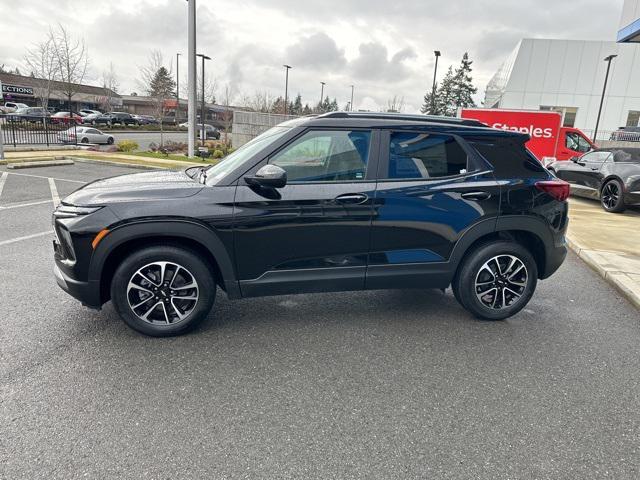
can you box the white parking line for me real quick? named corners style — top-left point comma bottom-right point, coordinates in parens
top-left (0, 230), bottom-right (54, 247)
top-left (0, 172), bottom-right (7, 200)
top-left (3, 171), bottom-right (85, 184)
top-left (0, 199), bottom-right (52, 210)
top-left (48, 178), bottom-right (60, 206)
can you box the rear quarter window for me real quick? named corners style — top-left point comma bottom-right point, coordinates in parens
top-left (466, 136), bottom-right (547, 179)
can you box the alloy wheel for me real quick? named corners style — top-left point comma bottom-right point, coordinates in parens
top-left (126, 261), bottom-right (199, 325)
top-left (474, 255), bottom-right (528, 310)
top-left (601, 182), bottom-right (619, 210)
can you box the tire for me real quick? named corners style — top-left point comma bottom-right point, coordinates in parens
top-left (452, 241), bottom-right (538, 321)
top-left (81, 137), bottom-right (89, 144)
top-left (600, 179), bottom-right (626, 213)
top-left (110, 246), bottom-right (216, 336)
top-left (107, 137), bottom-right (114, 145)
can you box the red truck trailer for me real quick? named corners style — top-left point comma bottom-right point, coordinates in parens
top-left (459, 108), bottom-right (597, 163)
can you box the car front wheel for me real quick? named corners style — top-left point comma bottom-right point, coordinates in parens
top-left (601, 179), bottom-right (626, 213)
top-left (110, 246), bottom-right (216, 336)
top-left (452, 241), bottom-right (537, 321)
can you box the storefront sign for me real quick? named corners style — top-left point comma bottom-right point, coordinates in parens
top-left (1, 84), bottom-right (34, 97)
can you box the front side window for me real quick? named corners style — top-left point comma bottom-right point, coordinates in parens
top-left (387, 132), bottom-right (468, 180)
top-left (566, 132), bottom-right (591, 153)
top-left (270, 130), bottom-right (371, 182)
top-left (581, 151), bottom-right (611, 164)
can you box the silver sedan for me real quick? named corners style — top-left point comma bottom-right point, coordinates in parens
top-left (58, 127), bottom-right (115, 145)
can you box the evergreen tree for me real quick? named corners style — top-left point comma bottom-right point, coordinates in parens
top-left (149, 66), bottom-right (176, 98)
top-left (436, 66), bottom-right (457, 117)
top-left (302, 103), bottom-right (312, 115)
top-left (329, 97), bottom-right (339, 112)
top-left (292, 93), bottom-right (303, 115)
top-left (420, 82), bottom-right (440, 115)
top-left (320, 95), bottom-right (331, 113)
top-left (450, 52), bottom-right (477, 110)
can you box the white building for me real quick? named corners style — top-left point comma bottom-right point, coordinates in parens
top-left (484, 39), bottom-right (640, 137)
top-left (619, 0), bottom-right (640, 42)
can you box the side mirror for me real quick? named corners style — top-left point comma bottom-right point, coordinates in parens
top-left (570, 156), bottom-right (579, 163)
top-left (245, 164), bottom-right (287, 189)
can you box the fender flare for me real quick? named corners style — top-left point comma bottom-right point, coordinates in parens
top-left (88, 219), bottom-right (238, 295)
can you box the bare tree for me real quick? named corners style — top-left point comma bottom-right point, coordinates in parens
top-left (50, 24), bottom-right (89, 114)
top-left (100, 62), bottom-right (119, 112)
top-left (138, 50), bottom-right (175, 147)
top-left (239, 91), bottom-right (275, 113)
top-left (386, 95), bottom-right (405, 113)
top-left (219, 83), bottom-right (237, 144)
top-left (24, 37), bottom-right (57, 110)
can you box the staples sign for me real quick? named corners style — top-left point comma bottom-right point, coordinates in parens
top-left (460, 109), bottom-right (562, 159)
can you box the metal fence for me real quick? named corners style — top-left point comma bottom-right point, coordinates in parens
top-left (232, 111), bottom-right (298, 148)
top-left (0, 115), bottom-right (77, 147)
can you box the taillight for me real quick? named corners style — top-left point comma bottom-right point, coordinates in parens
top-left (535, 180), bottom-right (570, 202)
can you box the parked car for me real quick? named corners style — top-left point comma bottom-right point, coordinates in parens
top-left (79, 109), bottom-right (102, 117)
top-left (58, 126), bottom-right (115, 145)
top-left (7, 107), bottom-right (49, 122)
top-left (548, 148), bottom-right (640, 212)
top-left (178, 122), bottom-right (220, 139)
top-left (0, 102), bottom-right (29, 114)
top-left (51, 111), bottom-right (83, 125)
top-left (94, 112), bottom-right (139, 126)
top-left (132, 114), bottom-right (158, 125)
top-left (610, 126), bottom-right (640, 142)
top-left (82, 113), bottom-right (102, 125)
top-left (52, 112), bottom-right (569, 336)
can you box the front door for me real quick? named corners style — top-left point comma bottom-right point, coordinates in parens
top-left (367, 130), bottom-right (501, 289)
top-left (233, 128), bottom-right (378, 297)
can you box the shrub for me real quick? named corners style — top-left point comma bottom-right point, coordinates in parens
top-left (213, 149), bottom-right (225, 159)
top-left (116, 140), bottom-right (139, 152)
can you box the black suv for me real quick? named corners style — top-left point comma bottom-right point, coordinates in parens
top-left (95, 112), bottom-right (138, 126)
top-left (53, 112), bottom-right (569, 336)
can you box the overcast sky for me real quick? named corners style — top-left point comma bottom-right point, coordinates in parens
top-left (0, 0), bottom-right (625, 112)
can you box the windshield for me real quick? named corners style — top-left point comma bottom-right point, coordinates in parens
top-left (205, 126), bottom-right (291, 185)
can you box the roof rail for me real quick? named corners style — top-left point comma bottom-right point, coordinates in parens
top-left (319, 111), bottom-right (486, 127)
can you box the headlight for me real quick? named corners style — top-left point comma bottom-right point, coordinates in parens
top-left (54, 205), bottom-right (103, 218)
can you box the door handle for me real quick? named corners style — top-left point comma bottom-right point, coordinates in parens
top-left (334, 193), bottom-right (369, 205)
top-left (461, 191), bottom-right (491, 201)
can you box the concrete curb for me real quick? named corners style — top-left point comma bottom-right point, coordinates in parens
top-left (7, 159), bottom-right (75, 169)
top-left (566, 234), bottom-right (640, 310)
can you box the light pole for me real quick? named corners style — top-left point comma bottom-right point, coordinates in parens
top-left (283, 64), bottom-right (291, 115)
top-left (187, 0), bottom-right (197, 158)
top-left (196, 53), bottom-right (211, 148)
top-left (431, 50), bottom-right (441, 114)
top-left (350, 85), bottom-right (354, 111)
top-left (175, 52), bottom-right (181, 125)
top-left (320, 81), bottom-right (325, 110)
top-left (593, 54), bottom-right (617, 143)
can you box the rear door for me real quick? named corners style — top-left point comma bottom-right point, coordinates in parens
top-left (367, 129), bottom-right (501, 289)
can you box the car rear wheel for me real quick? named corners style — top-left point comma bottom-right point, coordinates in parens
top-left (452, 241), bottom-right (537, 321)
top-left (106, 137), bottom-right (114, 145)
top-left (81, 137), bottom-right (89, 144)
top-left (110, 246), bottom-right (216, 336)
top-left (600, 179), bottom-right (626, 213)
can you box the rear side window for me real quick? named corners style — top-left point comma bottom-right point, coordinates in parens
top-left (386, 132), bottom-right (468, 179)
top-left (467, 136), bottom-right (546, 179)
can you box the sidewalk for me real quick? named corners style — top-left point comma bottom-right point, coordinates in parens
top-left (566, 197), bottom-right (640, 309)
top-left (2, 149), bottom-right (206, 169)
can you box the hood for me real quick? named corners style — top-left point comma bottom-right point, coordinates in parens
top-left (63, 169), bottom-right (204, 206)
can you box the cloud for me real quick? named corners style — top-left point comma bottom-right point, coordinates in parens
top-left (286, 32), bottom-right (346, 69)
top-left (350, 42), bottom-right (417, 81)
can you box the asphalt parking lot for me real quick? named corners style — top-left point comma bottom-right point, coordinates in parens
top-left (1, 162), bottom-right (640, 479)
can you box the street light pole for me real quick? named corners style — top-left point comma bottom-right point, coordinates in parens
top-left (196, 53), bottom-right (211, 148)
top-left (283, 64), bottom-right (291, 115)
top-left (175, 52), bottom-right (180, 125)
top-left (320, 81), bottom-right (325, 110)
top-left (431, 50), bottom-right (441, 114)
top-left (350, 85), bottom-right (354, 112)
top-left (187, 0), bottom-right (197, 158)
top-left (593, 54), bottom-right (617, 143)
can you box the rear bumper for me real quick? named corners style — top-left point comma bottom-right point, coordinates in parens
top-left (541, 242), bottom-right (567, 279)
top-left (54, 263), bottom-right (102, 309)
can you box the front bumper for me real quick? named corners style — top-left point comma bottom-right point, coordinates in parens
top-left (54, 262), bottom-right (101, 309)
